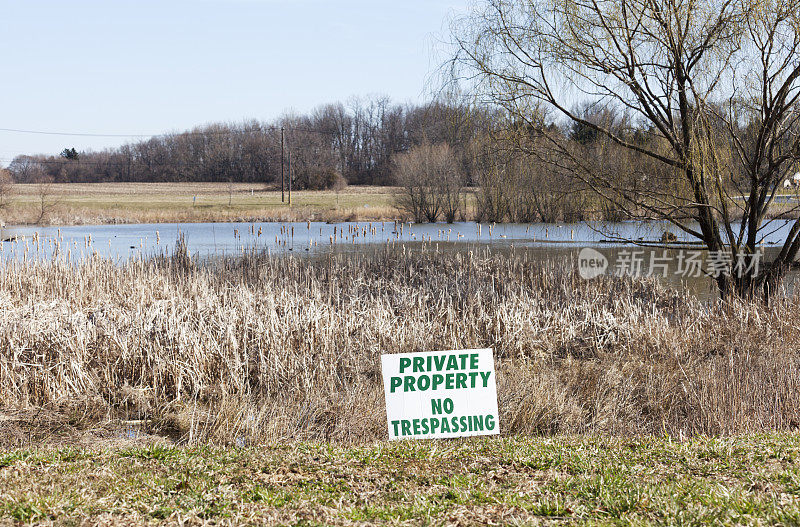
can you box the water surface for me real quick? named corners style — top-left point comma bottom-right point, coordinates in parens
top-left (2, 220), bottom-right (797, 300)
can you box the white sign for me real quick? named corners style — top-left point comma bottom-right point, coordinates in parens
top-left (381, 348), bottom-right (500, 440)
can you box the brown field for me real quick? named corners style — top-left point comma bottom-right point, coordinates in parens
top-left (0, 182), bottom-right (403, 225)
top-left (2, 181), bottom-right (796, 227)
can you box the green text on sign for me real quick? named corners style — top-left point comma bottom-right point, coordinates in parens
top-left (381, 349), bottom-right (500, 440)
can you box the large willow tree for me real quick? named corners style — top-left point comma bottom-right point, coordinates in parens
top-left (452, 0), bottom-right (800, 299)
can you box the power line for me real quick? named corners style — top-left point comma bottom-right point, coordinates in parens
top-left (0, 128), bottom-right (154, 138)
top-left (0, 122), bottom-right (348, 169)
top-left (0, 124), bottom-right (341, 140)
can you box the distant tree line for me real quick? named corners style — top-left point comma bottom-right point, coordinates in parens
top-left (3, 94), bottom-right (693, 223)
top-left (6, 97), bottom-right (497, 190)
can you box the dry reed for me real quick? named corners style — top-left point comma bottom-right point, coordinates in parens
top-left (1, 245), bottom-right (799, 445)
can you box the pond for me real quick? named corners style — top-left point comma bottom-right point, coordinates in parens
top-left (1, 220), bottom-right (798, 300)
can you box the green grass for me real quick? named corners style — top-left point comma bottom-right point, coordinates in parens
top-left (2, 435), bottom-right (800, 525)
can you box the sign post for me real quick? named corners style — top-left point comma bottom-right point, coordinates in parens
top-left (381, 348), bottom-right (500, 440)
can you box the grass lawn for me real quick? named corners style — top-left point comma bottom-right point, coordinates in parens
top-left (2, 434), bottom-right (800, 525)
top-left (2, 183), bottom-right (402, 225)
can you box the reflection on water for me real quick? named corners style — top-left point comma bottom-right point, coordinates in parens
top-left (1, 220), bottom-right (797, 301)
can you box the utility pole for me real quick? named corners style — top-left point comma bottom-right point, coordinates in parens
top-left (280, 127), bottom-right (285, 203)
top-left (287, 147), bottom-right (292, 206)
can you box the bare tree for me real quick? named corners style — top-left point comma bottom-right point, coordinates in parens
top-left (7, 155), bottom-right (42, 183)
top-left (393, 143), bottom-right (463, 223)
top-left (452, 0), bottom-right (800, 299)
top-left (35, 175), bottom-right (59, 225)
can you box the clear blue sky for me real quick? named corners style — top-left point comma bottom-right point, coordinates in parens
top-left (0, 0), bottom-right (469, 161)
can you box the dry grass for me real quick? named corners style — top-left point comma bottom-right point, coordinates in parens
top-left (1, 246), bottom-right (800, 447)
top-left (0, 183), bottom-right (402, 225)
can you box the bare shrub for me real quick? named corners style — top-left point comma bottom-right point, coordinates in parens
top-left (0, 168), bottom-right (12, 213)
top-left (474, 165), bottom-right (513, 223)
top-left (477, 125), bottom-right (601, 223)
top-left (34, 175), bottom-right (59, 225)
top-left (332, 172), bottom-right (347, 208)
top-left (393, 142), bottom-right (463, 223)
